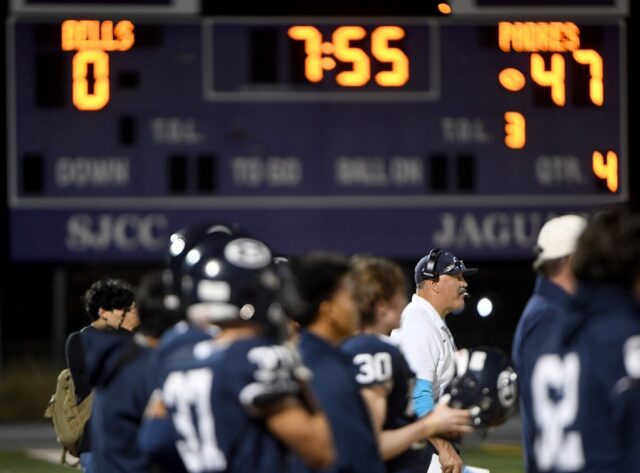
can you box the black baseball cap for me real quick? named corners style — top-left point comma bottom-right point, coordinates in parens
top-left (414, 249), bottom-right (478, 284)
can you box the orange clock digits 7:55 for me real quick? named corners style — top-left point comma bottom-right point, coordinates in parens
top-left (288, 25), bottom-right (409, 87)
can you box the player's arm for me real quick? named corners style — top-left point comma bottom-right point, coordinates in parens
top-left (351, 344), bottom-right (471, 461)
top-left (360, 385), bottom-right (471, 460)
top-left (613, 380), bottom-right (640, 472)
top-left (266, 398), bottom-right (335, 469)
top-left (137, 389), bottom-right (176, 457)
top-left (242, 345), bottom-right (335, 469)
top-left (610, 333), bottom-right (640, 472)
top-left (360, 385), bottom-right (388, 435)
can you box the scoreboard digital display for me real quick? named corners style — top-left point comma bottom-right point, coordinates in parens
top-left (6, 14), bottom-right (627, 261)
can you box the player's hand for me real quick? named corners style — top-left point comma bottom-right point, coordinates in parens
top-left (281, 342), bottom-right (321, 413)
top-left (121, 307), bottom-right (140, 331)
top-left (292, 363), bottom-right (321, 413)
top-left (423, 402), bottom-right (473, 439)
top-left (437, 441), bottom-right (464, 473)
top-left (143, 389), bottom-right (168, 419)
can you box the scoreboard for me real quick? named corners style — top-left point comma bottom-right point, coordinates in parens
top-left (6, 6), bottom-right (628, 261)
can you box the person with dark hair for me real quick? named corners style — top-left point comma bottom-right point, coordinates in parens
top-left (286, 251), bottom-right (385, 473)
top-left (530, 207), bottom-right (640, 473)
top-left (65, 278), bottom-right (137, 472)
top-left (511, 214), bottom-right (587, 473)
top-left (392, 249), bottom-right (477, 473)
top-left (83, 272), bottom-right (182, 473)
top-left (342, 256), bottom-right (472, 473)
top-left (81, 279), bottom-right (138, 331)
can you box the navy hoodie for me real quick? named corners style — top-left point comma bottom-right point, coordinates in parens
top-left (83, 329), bottom-right (154, 473)
top-left (529, 283), bottom-right (640, 473)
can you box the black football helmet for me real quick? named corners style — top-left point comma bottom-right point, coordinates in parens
top-left (443, 347), bottom-right (519, 428)
top-left (164, 222), bottom-right (244, 306)
top-left (179, 231), bottom-right (288, 336)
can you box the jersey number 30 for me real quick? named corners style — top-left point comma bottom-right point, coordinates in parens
top-left (354, 352), bottom-right (392, 384)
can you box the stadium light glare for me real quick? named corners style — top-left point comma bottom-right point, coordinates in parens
top-left (477, 297), bottom-right (493, 317)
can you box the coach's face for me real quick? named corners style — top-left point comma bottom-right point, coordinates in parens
top-left (434, 273), bottom-right (468, 315)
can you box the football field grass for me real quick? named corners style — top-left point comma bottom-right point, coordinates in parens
top-left (0, 444), bottom-right (524, 472)
top-left (463, 443), bottom-right (524, 472)
top-left (0, 452), bottom-right (70, 472)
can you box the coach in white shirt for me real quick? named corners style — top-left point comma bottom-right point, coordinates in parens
top-left (394, 248), bottom-right (477, 473)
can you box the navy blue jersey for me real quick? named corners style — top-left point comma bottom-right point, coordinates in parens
top-left (150, 321), bottom-right (213, 385)
top-left (512, 277), bottom-right (572, 473)
top-left (141, 335), bottom-right (303, 473)
top-left (83, 329), bottom-right (155, 473)
top-left (137, 321), bottom-right (213, 473)
top-left (530, 283), bottom-right (640, 473)
top-left (342, 334), bottom-right (429, 473)
top-left (294, 330), bottom-right (385, 473)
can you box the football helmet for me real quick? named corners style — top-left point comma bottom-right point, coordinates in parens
top-left (443, 347), bottom-right (519, 428)
top-left (164, 222), bottom-right (244, 305)
top-left (179, 231), bottom-right (288, 336)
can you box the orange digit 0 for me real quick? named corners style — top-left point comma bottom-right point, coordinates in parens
top-left (72, 49), bottom-right (110, 111)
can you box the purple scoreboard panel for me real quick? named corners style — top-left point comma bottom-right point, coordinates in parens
top-left (6, 12), bottom-right (627, 261)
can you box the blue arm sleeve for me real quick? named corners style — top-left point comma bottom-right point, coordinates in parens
top-left (413, 378), bottom-right (434, 417)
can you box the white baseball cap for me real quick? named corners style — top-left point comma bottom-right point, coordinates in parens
top-left (533, 214), bottom-right (588, 268)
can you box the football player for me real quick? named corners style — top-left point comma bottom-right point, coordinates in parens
top-left (138, 232), bottom-right (335, 473)
top-left (530, 207), bottom-right (640, 472)
top-left (343, 255), bottom-right (473, 473)
top-left (285, 251), bottom-right (385, 473)
top-left (132, 224), bottom-right (232, 473)
top-left (512, 214), bottom-right (587, 473)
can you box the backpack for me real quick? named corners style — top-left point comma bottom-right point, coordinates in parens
top-left (44, 368), bottom-right (94, 465)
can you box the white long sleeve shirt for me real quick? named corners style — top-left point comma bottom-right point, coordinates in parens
top-left (392, 294), bottom-right (457, 402)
